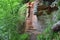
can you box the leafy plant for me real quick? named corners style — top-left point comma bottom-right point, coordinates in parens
top-left (0, 0), bottom-right (29, 40)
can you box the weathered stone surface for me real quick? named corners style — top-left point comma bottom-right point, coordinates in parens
top-left (51, 21), bottom-right (60, 32)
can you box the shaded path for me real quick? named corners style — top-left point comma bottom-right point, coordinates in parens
top-left (29, 33), bottom-right (37, 40)
top-left (25, 2), bottom-right (41, 40)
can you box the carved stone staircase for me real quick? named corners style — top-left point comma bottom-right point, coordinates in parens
top-left (25, 18), bottom-right (37, 32)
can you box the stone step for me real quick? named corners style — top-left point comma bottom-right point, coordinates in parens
top-left (26, 28), bottom-right (37, 32)
top-left (26, 30), bottom-right (41, 35)
top-left (28, 28), bottom-right (37, 30)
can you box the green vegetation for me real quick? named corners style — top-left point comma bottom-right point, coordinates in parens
top-left (0, 0), bottom-right (29, 40)
top-left (0, 0), bottom-right (60, 40)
